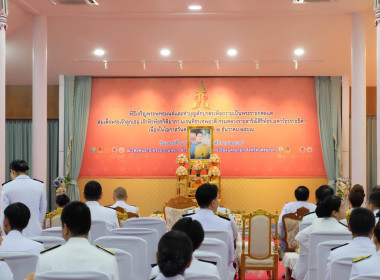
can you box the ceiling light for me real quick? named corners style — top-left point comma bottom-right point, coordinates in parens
top-left (227, 49), bottom-right (237, 57)
top-left (188, 5), bottom-right (202, 10)
top-left (160, 49), bottom-right (171, 56)
top-left (294, 48), bottom-right (305, 56)
top-left (93, 49), bottom-right (105, 56)
top-left (293, 0), bottom-right (304, 3)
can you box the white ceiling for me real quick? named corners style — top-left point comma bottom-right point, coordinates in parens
top-left (5, 0), bottom-right (377, 85)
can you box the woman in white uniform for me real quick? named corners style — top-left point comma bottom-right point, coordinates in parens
top-left (155, 231), bottom-right (193, 280)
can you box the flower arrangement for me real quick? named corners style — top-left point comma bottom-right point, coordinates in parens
top-left (336, 177), bottom-right (351, 198)
top-left (191, 160), bottom-right (205, 176)
top-left (176, 166), bottom-right (188, 177)
top-left (176, 154), bottom-right (188, 165)
top-left (191, 176), bottom-right (204, 188)
top-left (53, 176), bottom-right (71, 196)
top-left (208, 166), bottom-right (221, 177)
top-left (210, 154), bottom-right (221, 165)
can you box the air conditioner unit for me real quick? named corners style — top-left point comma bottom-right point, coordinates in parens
top-left (57, 0), bottom-right (99, 5)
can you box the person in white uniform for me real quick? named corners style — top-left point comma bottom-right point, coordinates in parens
top-left (110, 187), bottom-right (139, 215)
top-left (154, 230), bottom-right (193, 280)
top-left (369, 191), bottom-right (380, 224)
top-left (0, 229), bottom-right (13, 280)
top-left (33, 201), bottom-right (119, 280)
top-left (292, 195), bottom-right (349, 280)
top-left (325, 207), bottom-right (376, 280)
top-left (0, 203), bottom-right (44, 255)
top-left (84, 180), bottom-right (119, 231)
top-left (1, 160), bottom-right (47, 237)
top-left (151, 217), bottom-right (220, 279)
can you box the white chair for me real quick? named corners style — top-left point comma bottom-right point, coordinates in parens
top-left (41, 227), bottom-right (62, 238)
top-left (197, 238), bottom-right (228, 280)
top-left (108, 227), bottom-right (158, 265)
top-left (203, 229), bottom-right (229, 249)
top-left (1, 251), bottom-right (38, 280)
top-left (330, 257), bottom-right (353, 280)
top-left (317, 240), bottom-right (350, 280)
top-left (34, 270), bottom-right (111, 280)
top-left (122, 217), bottom-right (166, 238)
top-left (90, 220), bottom-right (108, 244)
top-left (30, 236), bottom-right (66, 249)
top-left (307, 230), bottom-right (352, 280)
top-left (351, 274), bottom-right (380, 280)
top-left (193, 250), bottom-right (223, 279)
top-left (103, 248), bottom-right (133, 280)
top-left (94, 236), bottom-right (149, 280)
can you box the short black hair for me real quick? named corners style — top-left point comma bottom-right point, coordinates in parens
top-left (157, 230), bottom-right (193, 277)
top-left (195, 183), bottom-right (218, 208)
top-left (372, 185), bottom-right (380, 194)
top-left (295, 186), bottom-right (309, 201)
top-left (4, 203), bottom-right (30, 231)
top-left (172, 218), bottom-right (204, 252)
top-left (193, 129), bottom-right (203, 136)
top-left (56, 194), bottom-right (70, 207)
top-left (61, 201), bottom-right (91, 236)
top-left (374, 220), bottom-right (380, 242)
top-left (84, 180), bottom-right (102, 201)
top-left (315, 185), bottom-right (334, 203)
top-left (348, 185), bottom-right (365, 208)
top-left (9, 160), bottom-right (29, 173)
top-left (369, 191), bottom-right (380, 208)
top-left (349, 207), bottom-right (375, 236)
top-left (316, 195), bottom-right (342, 218)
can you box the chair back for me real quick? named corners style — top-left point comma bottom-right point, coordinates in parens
top-left (108, 228), bottom-right (158, 265)
top-left (317, 240), bottom-right (350, 280)
top-left (43, 208), bottom-right (63, 229)
top-left (197, 238), bottom-right (228, 280)
top-left (163, 195), bottom-right (197, 230)
top-left (126, 212), bottom-right (139, 219)
top-left (193, 250), bottom-right (223, 279)
top-left (102, 248), bottom-right (133, 280)
top-left (90, 220), bottom-right (108, 244)
top-left (94, 236), bottom-right (149, 280)
top-left (122, 217), bottom-right (166, 239)
top-left (204, 229), bottom-right (229, 250)
top-left (30, 236), bottom-right (66, 249)
top-left (330, 257), bottom-right (353, 280)
top-left (307, 230), bottom-right (352, 280)
top-left (282, 207), bottom-right (309, 252)
top-left (41, 227), bottom-right (62, 238)
top-left (34, 270), bottom-right (111, 280)
top-left (351, 274), bottom-right (380, 280)
top-left (1, 251), bottom-right (38, 280)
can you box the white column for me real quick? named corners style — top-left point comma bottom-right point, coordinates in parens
top-left (58, 75), bottom-right (64, 176)
top-left (0, 1), bottom-right (8, 186)
top-left (376, 2), bottom-right (380, 184)
top-left (341, 75), bottom-right (350, 178)
top-left (32, 15), bottom-right (47, 185)
top-left (351, 13), bottom-right (367, 187)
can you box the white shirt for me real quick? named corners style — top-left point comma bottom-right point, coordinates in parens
top-left (278, 201), bottom-right (316, 237)
top-left (0, 260), bottom-right (13, 280)
top-left (0, 230), bottom-right (44, 255)
top-left (155, 274), bottom-right (185, 280)
top-left (86, 201), bottom-right (119, 231)
top-left (111, 200), bottom-right (139, 215)
top-left (299, 212), bottom-right (317, 230)
top-left (374, 209), bottom-right (380, 224)
top-left (350, 251), bottom-right (380, 278)
top-left (325, 236), bottom-right (376, 280)
top-left (1, 175), bottom-right (47, 237)
top-left (35, 237), bottom-right (119, 280)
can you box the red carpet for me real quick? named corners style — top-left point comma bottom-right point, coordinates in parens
top-left (241, 262), bottom-right (286, 280)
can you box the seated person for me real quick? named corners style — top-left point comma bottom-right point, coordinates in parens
top-left (155, 230), bottom-right (193, 280)
top-left (45, 194), bottom-right (70, 228)
top-left (368, 191), bottom-right (380, 224)
top-left (84, 180), bottom-right (119, 231)
top-left (33, 201), bottom-right (119, 279)
top-left (0, 227), bottom-right (14, 280)
top-left (325, 207), bottom-right (376, 280)
top-left (0, 203), bottom-right (44, 255)
top-left (151, 218), bottom-right (220, 279)
top-left (110, 187), bottom-right (139, 215)
top-left (346, 184), bottom-right (365, 216)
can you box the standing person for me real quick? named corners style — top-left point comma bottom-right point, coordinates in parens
top-left (1, 160), bottom-right (47, 237)
top-left (110, 187), bottom-right (139, 215)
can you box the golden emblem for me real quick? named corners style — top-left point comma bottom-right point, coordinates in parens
top-left (193, 81), bottom-right (210, 109)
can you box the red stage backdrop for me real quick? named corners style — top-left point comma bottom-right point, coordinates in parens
top-left (79, 77), bottom-right (326, 178)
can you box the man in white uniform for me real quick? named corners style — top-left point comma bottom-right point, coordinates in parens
top-left (34, 201), bottom-right (119, 280)
top-left (325, 207), bottom-right (376, 280)
top-left (0, 203), bottom-right (44, 255)
top-left (110, 187), bottom-right (139, 215)
top-left (84, 180), bottom-right (119, 231)
top-left (368, 191), bottom-right (380, 224)
top-left (1, 160), bottom-right (47, 237)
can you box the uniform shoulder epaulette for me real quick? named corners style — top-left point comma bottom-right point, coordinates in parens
top-left (0, 257), bottom-right (3, 261)
top-left (2, 180), bottom-right (11, 186)
top-left (331, 243), bottom-right (349, 251)
top-left (104, 206), bottom-right (117, 211)
top-left (182, 213), bottom-right (195, 217)
top-left (339, 221), bottom-right (348, 227)
top-left (33, 179), bottom-right (44, 184)
top-left (216, 214), bottom-right (230, 221)
top-left (353, 255), bottom-right (372, 263)
top-left (41, 244), bottom-right (61, 254)
top-left (198, 258), bottom-right (217, 266)
top-left (96, 244), bottom-right (115, 255)
top-left (303, 211), bottom-right (315, 217)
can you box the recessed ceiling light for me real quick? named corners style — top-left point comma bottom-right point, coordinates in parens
top-left (227, 49), bottom-right (237, 57)
top-left (188, 5), bottom-right (202, 11)
top-left (160, 49), bottom-right (171, 56)
top-left (93, 49), bottom-right (105, 56)
top-left (293, 0), bottom-right (305, 3)
top-left (294, 48), bottom-right (305, 56)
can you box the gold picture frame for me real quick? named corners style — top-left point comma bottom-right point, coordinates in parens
top-left (187, 126), bottom-right (213, 161)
